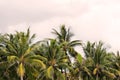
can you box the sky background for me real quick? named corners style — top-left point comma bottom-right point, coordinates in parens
top-left (0, 0), bottom-right (120, 55)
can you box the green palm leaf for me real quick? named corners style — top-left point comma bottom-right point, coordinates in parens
top-left (46, 66), bottom-right (54, 79)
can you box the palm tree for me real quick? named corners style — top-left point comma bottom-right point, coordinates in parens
top-left (111, 51), bottom-right (120, 80)
top-left (52, 25), bottom-right (81, 58)
top-left (82, 41), bottom-right (116, 80)
top-left (34, 39), bottom-right (69, 80)
top-left (115, 52), bottom-right (120, 80)
top-left (0, 34), bottom-right (10, 80)
top-left (69, 54), bottom-right (93, 80)
top-left (0, 29), bottom-right (46, 80)
top-left (52, 25), bottom-right (81, 80)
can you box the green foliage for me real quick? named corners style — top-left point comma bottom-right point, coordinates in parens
top-left (76, 53), bottom-right (82, 64)
top-left (0, 26), bottom-right (119, 80)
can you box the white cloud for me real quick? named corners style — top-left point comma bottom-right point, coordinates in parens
top-left (1, 0), bottom-right (120, 53)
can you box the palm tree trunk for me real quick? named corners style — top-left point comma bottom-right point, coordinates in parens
top-left (20, 76), bottom-right (23, 80)
top-left (65, 68), bottom-right (67, 80)
top-left (61, 68), bottom-right (63, 73)
top-left (96, 74), bottom-right (98, 80)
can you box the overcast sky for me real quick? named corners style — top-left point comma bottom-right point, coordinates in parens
top-left (1, 0), bottom-right (120, 53)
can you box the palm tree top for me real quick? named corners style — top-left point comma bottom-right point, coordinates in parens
top-left (52, 25), bottom-right (74, 42)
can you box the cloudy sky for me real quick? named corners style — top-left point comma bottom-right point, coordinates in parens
top-left (0, 0), bottom-right (120, 53)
